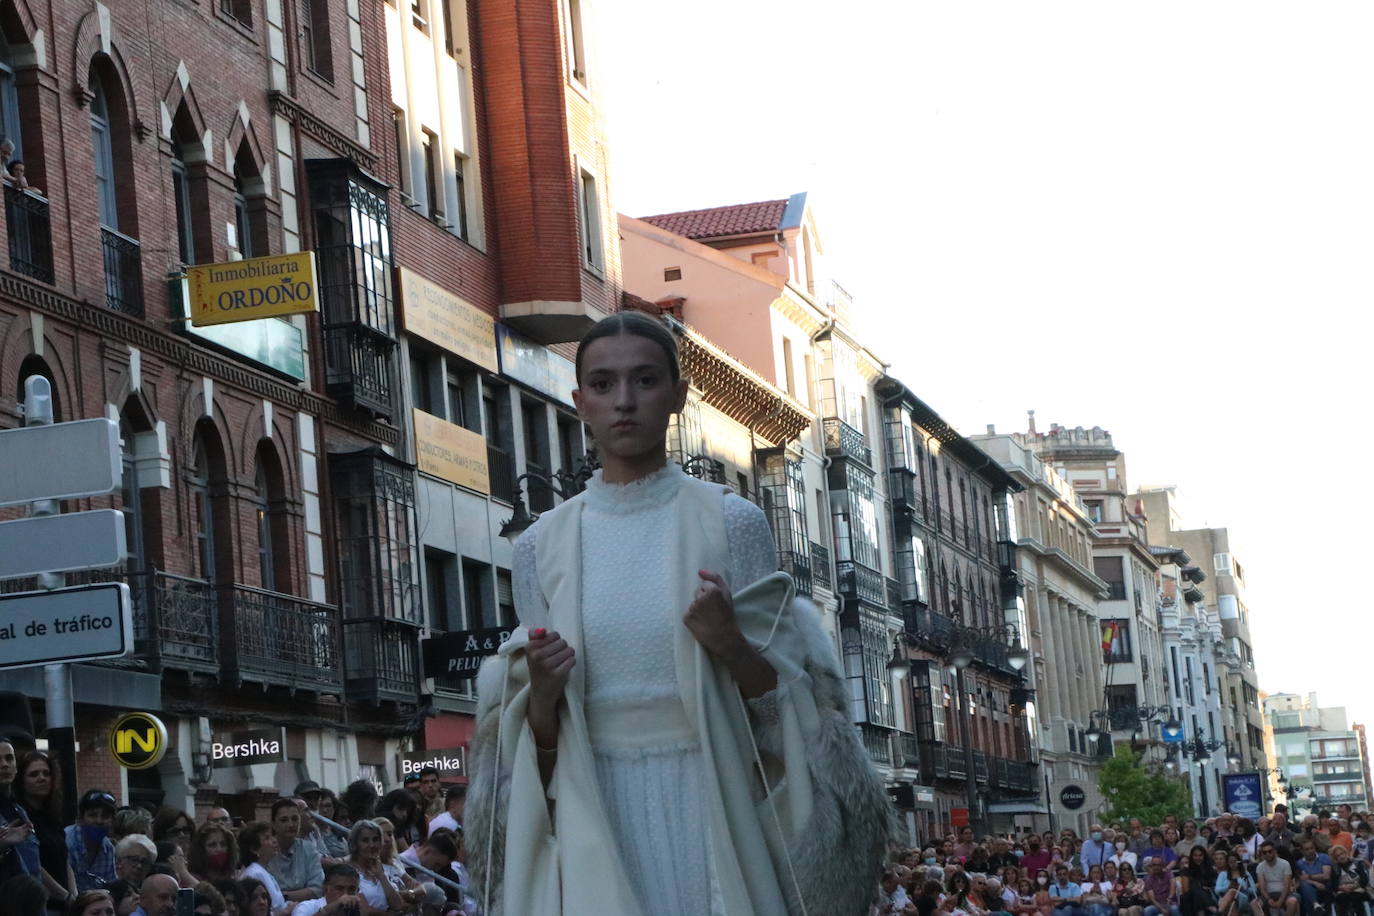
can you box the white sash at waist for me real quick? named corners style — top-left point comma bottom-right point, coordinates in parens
top-left (586, 695), bottom-right (698, 753)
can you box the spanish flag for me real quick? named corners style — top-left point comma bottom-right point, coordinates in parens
top-left (1101, 621), bottom-right (1118, 654)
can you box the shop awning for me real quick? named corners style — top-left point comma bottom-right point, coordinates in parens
top-left (987, 800), bottom-right (1050, 815)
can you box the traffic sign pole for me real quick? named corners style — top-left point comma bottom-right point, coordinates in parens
top-left (23, 377), bottom-right (78, 824)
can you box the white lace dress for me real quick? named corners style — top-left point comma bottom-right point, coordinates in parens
top-left (512, 463), bottom-right (778, 916)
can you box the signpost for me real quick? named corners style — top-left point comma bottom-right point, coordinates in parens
top-left (211, 727), bottom-right (287, 768)
top-left (186, 252), bottom-right (319, 327)
top-left (0, 378), bottom-right (129, 823)
top-left (397, 746), bottom-right (467, 782)
top-left (1222, 772), bottom-right (1263, 819)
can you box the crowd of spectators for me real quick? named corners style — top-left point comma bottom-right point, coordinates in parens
top-left (874, 806), bottom-right (1374, 916)
top-left (0, 739), bottom-right (474, 916)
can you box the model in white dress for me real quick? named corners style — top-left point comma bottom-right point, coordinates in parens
top-left (512, 463), bottom-right (778, 916)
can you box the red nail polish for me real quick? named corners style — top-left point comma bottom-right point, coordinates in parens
top-left (531, 628), bottom-right (546, 638)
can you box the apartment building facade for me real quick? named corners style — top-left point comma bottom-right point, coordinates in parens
top-left (1266, 693), bottom-right (1370, 816)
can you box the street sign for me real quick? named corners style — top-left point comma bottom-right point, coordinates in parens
top-left (0, 582), bottom-right (131, 670)
top-left (0, 510), bottom-right (126, 578)
top-left (110, 711), bottom-right (169, 769)
top-left (951, 806), bottom-right (970, 827)
top-left (0, 418), bottom-right (120, 507)
top-left (1060, 784), bottom-right (1087, 810)
top-left (422, 626), bottom-right (515, 679)
top-left (1223, 772), bottom-right (1263, 819)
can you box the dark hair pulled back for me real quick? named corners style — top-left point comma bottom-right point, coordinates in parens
top-left (575, 311), bottom-right (680, 384)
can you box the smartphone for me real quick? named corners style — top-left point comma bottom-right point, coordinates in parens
top-left (176, 887), bottom-right (195, 916)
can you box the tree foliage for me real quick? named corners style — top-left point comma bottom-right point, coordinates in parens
top-left (1098, 745), bottom-right (1194, 825)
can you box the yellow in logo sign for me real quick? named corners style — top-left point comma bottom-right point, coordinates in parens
top-left (115, 729), bottom-right (158, 755)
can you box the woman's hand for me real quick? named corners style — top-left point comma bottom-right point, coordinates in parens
top-left (684, 570), bottom-right (777, 698)
top-left (526, 628), bottom-right (575, 721)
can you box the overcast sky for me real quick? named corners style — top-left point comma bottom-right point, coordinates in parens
top-left (596, 1), bottom-right (1374, 730)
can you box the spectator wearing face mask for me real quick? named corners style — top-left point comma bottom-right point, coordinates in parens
top-left (1078, 827), bottom-right (1112, 872)
top-left (1023, 837), bottom-right (1054, 875)
top-left (66, 792), bottom-right (118, 893)
top-left (1110, 838), bottom-right (1138, 871)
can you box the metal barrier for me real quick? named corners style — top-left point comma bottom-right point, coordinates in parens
top-left (309, 811), bottom-right (466, 896)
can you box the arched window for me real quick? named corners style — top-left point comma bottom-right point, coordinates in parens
top-left (171, 137), bottom-right (194, 264)
top-left (89, 70), bottom-right (117, 229)
top-left (169, 104), bottom-right (208, 265)
top-left (232, 142), bottom-right (266, 259)
top-left (254, 462), bottom-right (273, 589)
top-left (120, 416), bottom-right (147, 573)
top-left (254, 444), bottom-right (291, 593)
top-left (0, 33), bottom-right (22, 158)
top-left (190, 436), bottom-right (215, 581)
top-left (189, 422), bottom-right (229, 584)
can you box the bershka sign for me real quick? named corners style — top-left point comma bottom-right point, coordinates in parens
top-left (211, 727), bottom-right (287, 768)
top-left (398, 746), bottom-right (467, 780)
top-left (422, 626), bottom-right (514, 680)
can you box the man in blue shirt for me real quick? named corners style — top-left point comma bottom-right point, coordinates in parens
top-left (1078, 825), bottom-right (1112, 871)
top-left (1049, 864), bottom-right (1083, 916)
top-left (1294, 838), bottom-right (1333, 916)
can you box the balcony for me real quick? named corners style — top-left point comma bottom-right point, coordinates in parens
top-left (101, 226), bottom-right (143, 316)
top-left (5, 186), bottom-right (52, 283)
top-left (989, 756), bottom-right (1038, 793)
top-left (220, 584), bottom-right (343, 694)
top-left (907, 607), bottom-right (960, 651)
top-left (810, 541), bottom-right (832, 592)
top-left (130, 571), bottom-right (219, 674)
top-left (823, 417), bottom-right (872, 467)
top-left (897, 733), bottom-right (922, 769)
top-left (889, 468), bottom-right (923, 521)
top-left (778, 549), bottom-right (813, 598)
top-left (835, 558), bottom-right (887, 607)
top-left (861, 723), bottom-right (893, 767)
top-left (343, 618), bottom-right (421, 704)
top-left (1104, 581), bottom-right (1128, 601)
top-left (499, 299), bottom-right (601, 346)
top-left (1183, 584), bottom-right (1205, 604)
top-left (1313, 770), bottom-right (1361, 783)
top-left (323, 324), bottom-right (396, 417)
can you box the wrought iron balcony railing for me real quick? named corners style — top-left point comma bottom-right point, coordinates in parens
top-left (324, 324), bottom-right (396, 417)
top-left (221, 584), bottom-right (342, 693)
top-left (822, 417), bottom-right (872, 467)
top-left (101, 226), bottom-right (143, 316)
top-left (810, 541), bottom-right (832, 592)
top-left (343, 618), bottom-right (421, 704)
top-left (778, 549), bottom-right (813, 598)
top-left (5, 186), bottom-right (53, 283)
top-left (835, 558), bottom-right (887, 607)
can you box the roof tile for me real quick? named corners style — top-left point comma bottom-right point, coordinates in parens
top-left (638, 199), bottom-right (788, 241)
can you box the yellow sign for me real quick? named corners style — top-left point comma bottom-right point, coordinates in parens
top-left (413, 409), bottom-right (490, 494)
top-left (397, 266), bottom-right (499, 372)
top-left (109, 711), bottom-right (170, 770)
top-left (187, 252), bottom-right (319, 327)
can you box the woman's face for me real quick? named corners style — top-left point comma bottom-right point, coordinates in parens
top-left (318, 796), bottom-right (334, 818)
top-left (1213, 850), bottom-right (1228, 870)
top-left (205, 832), bottom-right (228, 856)
top-left (80, 896), bottom-right (116, 916)
top-left (114, 890), bottom-right (139, 916)
top-left (250, 885), bottom-right (271, 916)
top-left (572, 334), bottom-right (686, 464)
top-left (382, 822), bottom-right (395, 848)
top-left (356, 827), bottom-right (382, 861)
top-left (22, 759), bottom-right (51, 801)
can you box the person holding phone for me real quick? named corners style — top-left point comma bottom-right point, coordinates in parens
top-left (288, 865), bottom-right (364, 916)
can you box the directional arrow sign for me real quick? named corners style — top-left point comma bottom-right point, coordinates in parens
top-left (0, 418), bottom-right (120, 507)
top-left (0, 510), bottom-right (127, 579)
top-left (0, 583), bottom-right (132, 670)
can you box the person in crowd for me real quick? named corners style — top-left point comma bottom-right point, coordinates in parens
top-left (187, 823), bottom-right (237, 884)
top-left (281, 865), bottom-right (363, 916)
top-left (1216, 853), bottom-right (1255, 916)
top-left (1079, 864), bottom-right (1115, 916)
top-left (1143, 856), bottom-right (1181, 916)
top-left (190, 881), bottom-right (227, 916)
top-left (111, 810), bottom-right (152, 845)
top-left (417, 769), bottom-right (444, 821)
top-left (104, 880), bottom-right (139, 916)
top-left (1266, 814), bottom-right (1298, 861)
top-left (1079, 827), bottom-right (1112, 873)
top-left (1111, 837), bottom-right (1140, 872)
top-left (1177, 844), bottom-right (1217, 916)
top-left (265, 798), bottom-right (322, 902)
top-left (1048, 864), bottom-right (1083, 916)
top-left (1128, 822), bottom-right (1151, 857)
top-left (293, 788), bottom-right (343, 867)
top-left (1254, 842), bottom-right (1299, 916)
top-left (153, 840), bottom-right (196, 890)
top-left (344, 820), bottom-right (407, 913)
top-left (374, 790), bottom-right (425, 856)
top-left (1058, 838), bottom-right (1083, 872)
top-left (135, 873), bottom-right (177, 916)
top-left (946, 869), bottom-right (986, 916)
top-left (338, 783), bottom-right (376, 827)
top-left (1024, 836), bottom-right (1054, 876)
top-left (967, 845), bottom-right (993, 876)
top-left (1297, 817), bottom-right (1331, 858)
top-left (67, 889), bottom-right (116, 916)
top-left (1104, 862), bottom-right (1120, 885)
top-left (112, 836), bottom-right (155, 889)
top-left (13, 749), bottom-right (74, 910)
top-left (1011, 876), bottom-right (1042, 916)
top-left (1293, 838), bottom-right (1333, 916)
top-left (426, 786), bottom-right (463, 838)
top-left (1326, 818), bottom-right (1354, 854)
top-left (1328, 842), bottom-right (1368, 916)
top-left (235, 822), bottom-right (289, 916)
top-left (1175, 823), bottom-right (1204, 859)
top-left (396, 830), bottom-right (458, 898)
top-left (150, 810), bottom-right (194, 855)
top-left (1235, 820), bottom-right (1262, 863)
top-left (953, 827), bottom-right (979, 862)
top-left (237, 877), bottom-right (272, 916)
top-left (1142, 831), bottom-right (1180, 873)
top-left (878, 870), bottom-right (917, 915)
top-left (1115, 861), bottom-right (1148, 916)
top-left (209, 878), bottom-right (243, 916)
top-left (0, 739), bottom-right (42, 886)
top-left (2, 873), bottom-right (49, 916)
top-left (203, 809), bottom-right (232, 831)
top-left (65, 790), bottom-right (118, 893)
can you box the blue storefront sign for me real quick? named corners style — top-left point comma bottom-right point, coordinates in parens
top-left (1223, 772), bottom-right (1264, 819)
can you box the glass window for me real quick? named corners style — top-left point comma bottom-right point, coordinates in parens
top-left (301, 0), bottom-right (334, 79)
top-left (331, 449), bottom-right (420, 624)
top-left (171, 140), bottom-right (195, 265)
top-left (0, 36), bottom-right (22, 160)
top-left (255, 462), bottom-right (275, 590)
top-left (453, 152), bottom-right (469, 241)
top-left (89, 72), bottom-right (117, 230)
top-left (578, 169), bottom-right (602, 270)
top-left (191, 437), bottom-right (216, 582)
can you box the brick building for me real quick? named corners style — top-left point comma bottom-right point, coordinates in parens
top-left (0, 0), bottom-right (622, 817)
